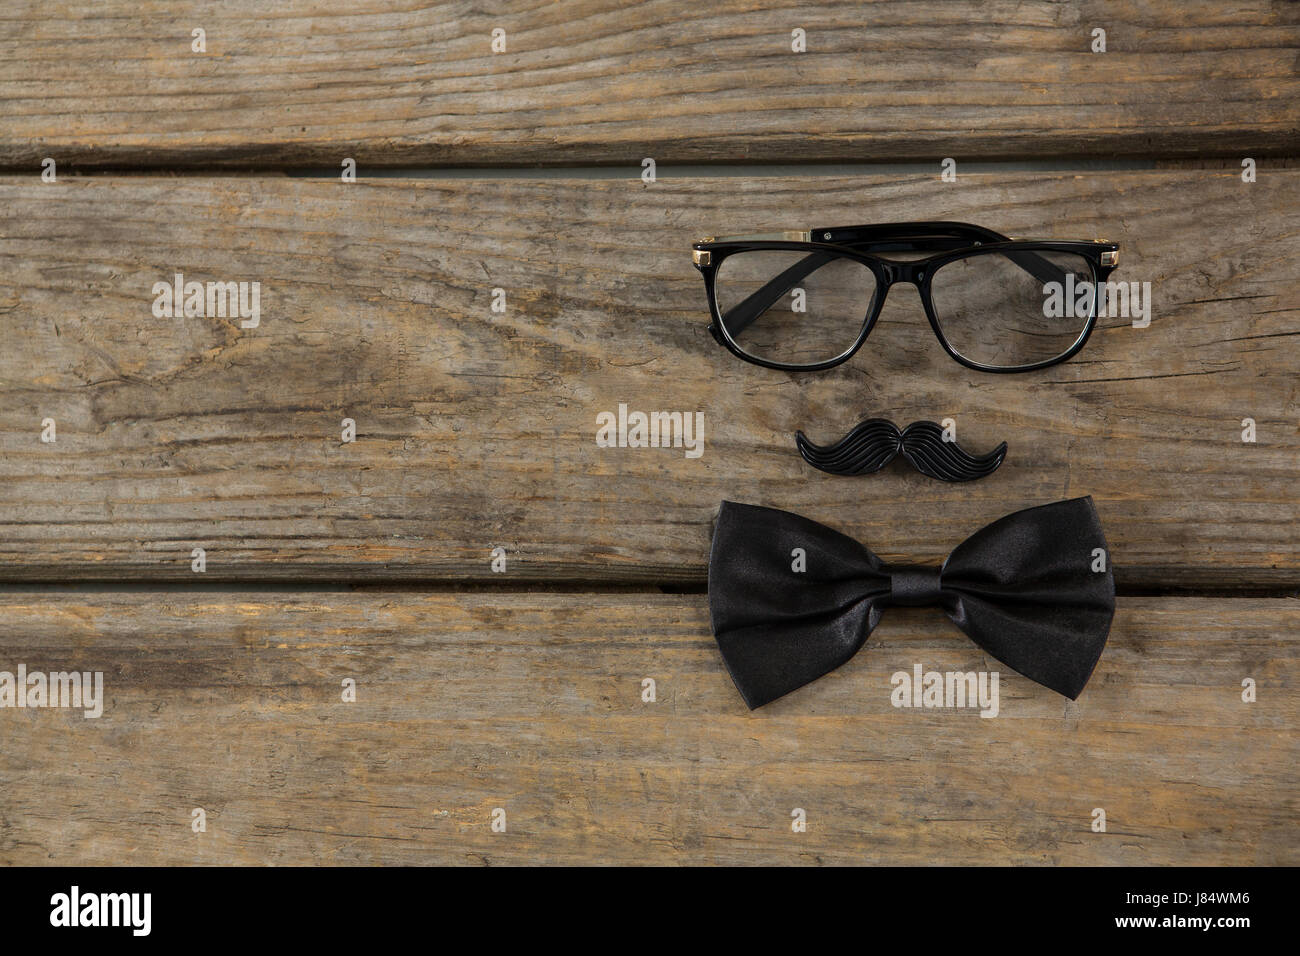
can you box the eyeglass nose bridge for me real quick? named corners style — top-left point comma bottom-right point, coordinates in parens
top-left (877, 261), bottom-right (929, 287)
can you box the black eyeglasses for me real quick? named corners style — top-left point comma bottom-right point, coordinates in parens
top-left (691, 221), bottom-right (1119, 373)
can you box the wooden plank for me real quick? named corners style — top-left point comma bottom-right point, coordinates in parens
top-left (1, 171), bottom-right (1296, 587)
top-left (1, 1), bottom-right (1297, 168)
top-left (0, 592), bottom-right (1292, 865)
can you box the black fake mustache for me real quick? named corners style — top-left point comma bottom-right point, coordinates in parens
top-left (795, 419), bottom-right (1007, 482)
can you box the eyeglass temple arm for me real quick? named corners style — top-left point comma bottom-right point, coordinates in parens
top-left (828, 222), bottom-right (1068, 288)
top-left (720, 224), bottom-right (1070, 337)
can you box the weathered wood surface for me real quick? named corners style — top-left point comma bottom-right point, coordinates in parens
top-left (0, 593), bottom-right (1292, 865)
top-left (1, 1), bottom-right (1297, 169)
top-left (2, 171), bottom-right (1296, 587)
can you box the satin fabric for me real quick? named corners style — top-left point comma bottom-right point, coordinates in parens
top-left (707, 497), bottom-right (1115, 708)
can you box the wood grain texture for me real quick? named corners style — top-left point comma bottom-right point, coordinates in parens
top-left (0, 592), bottom-right (1292, 865)
top-left (1, 0), bottom-right (1297, 168)
top-left (1, 170), bottom-right (1296, 587)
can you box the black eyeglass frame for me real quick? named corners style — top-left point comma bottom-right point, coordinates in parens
top-left (691, 221), bottom-right (1120, 374)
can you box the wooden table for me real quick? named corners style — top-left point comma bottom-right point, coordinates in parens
top-left (0, 0), bottom-right (1295, 865)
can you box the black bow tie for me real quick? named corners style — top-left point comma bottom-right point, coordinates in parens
top-left (708, 497), bottom-right (1115, 708)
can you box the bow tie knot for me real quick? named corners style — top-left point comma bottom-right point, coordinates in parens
top-left (886, 565), bottom-right (944, 607)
